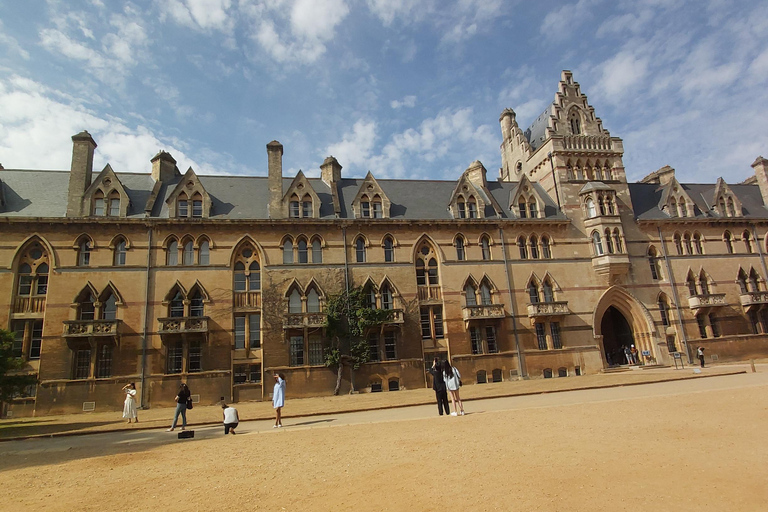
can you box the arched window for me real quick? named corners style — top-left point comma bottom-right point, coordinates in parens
top-left (248, 261), bottom-right (260, 290)
top-left (693, 233), bottom-right (703, 255)
top-left (585, 198), bottom-right (596, 218)
top-left (289, 195), bottom-right (300, 218)
top-left (288, 289), bottom-right (302, 313)
top-left (518, 200), bottom-right (527, 218)
top-left (607, 195), bottom-right (615, 215)
top-left (529, 235), bottom-right (539, 259)
top-left (699, 272), bottom-right (710, 296)
top-left (457, 199), bottom-right (466, 219)
top-left (657, 296), bottom-right (670, 327)
top-left (191, 193), bottom-right (203, 218)
top-left (648, 247), bottom-right (661, 280)
top-left (727, 197), bottom-right (736, 217)
top-left (108, 191), bottom-right (120, 217)
top-left (177, 193), bottom-right (189, 218)
top-left (17, 242), bottom-right (51, 299)
top-left (542, 279), bottom-right (554, 303)
top-left (528, 201), bottom-right (538, 218)
top-left (381, 284), bottom-right (393, 310)
top-left (541, 236), bottom-right (551, 259)
top-left (569, 110), bottom-right (581, 135)
top-left (301, 195), bottom-right (312, 218)
top-left (683, 233), bottom-right (693, 255)
top-left (355, 237), bottom-right (366, 263)
top-left (283, 239), bottom-right (294, 264)
top-left (93, 191), bottom-right (105, 216)
top-left (78, 239), bottom-right (91, 267)
top-left (360, 195), bottom-right (371, 218)
top-left (467, 198), bottom-right (477, 218)
top-left (592, 231), bottom-right (604, 256)
top-left (528, 281), bottom-right (540, 304)
top-left (372, 195), bottom-right (383, 218)
top-left (189, 290), bottom-right (204, 317)
top-left (113, 238), bottom-right (127, 266)
top-left (737, 269), bottom-right (749, 293)
top-left (724, 231), bottom-right (733, 254)
top-left (669, 198), bottom-right (678, 218)
top-left (234, 262), bottom-right (246, 291)
top-left (612, 229), bottom-right (623, 253)
top-left (233, 245), bottom-right (260, 297)
top-left (307, 288), bottom-right (320, 313)
top-left (464, 284), bottom-right (477, 306)
top-left (167, 240), bottom-right (178, 266)
top-left (416, 259), bottom-right (425, 285)
top-left (427, 258), bottom-right (438, 285)
top-left (749, 268), bottom-right (760, 292)
top-left (480, 283), bottom-right (492, 305)
top-left (78, 292), bottom-right (96, 320)
top-left (312, 238), bottom-right (323, 263)
top-left (686, 272), bottom-right (697, 296)
top-left (744, 230), bottom-right (753, 254)
top-left (518, 236), bottom-right (528, 259)
top-left (604, 229), bottom-right (614, 254)
top-left (480, 236), bottom-right (491, 260)
top-left (384, 237), bottom-right (394, 262)
top-left (102, 293), bottom-right (117, 320)
top-left (298, 239), bottom-right (308, 264)
top-left (199, 240), bottom-right (210, 265)
top-left (678, 199), bottom-right (687, 218)
top-left (455, 236), bottom-right (466, 261)
top-left (182, 240), bottom-right (194, 265)
top-left (364, 285), bottom-right (377, 309)
top-left (169, 290), bottom-right (185, 318)
top-left (598, 196), bottom-right (606, 215)
top-left (673, 233), bottom-right (683, 255)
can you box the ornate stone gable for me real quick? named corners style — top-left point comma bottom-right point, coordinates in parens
top-left (712, 178), bottom-right (743, 217)
top-left (508, 174), bottom-right (548, 219)
top-left (658, 177), bottom-right (697, 218)
top-left (166, 167), bottom-right (212, 219)
top-left (281, 170), bottom-right (320, 219)
top-left (83, 164), bottom-right (130, 217)
top-left (448, 173), bottom-right (487, 219)
top-left (351, 171), bottom-right (391, 219)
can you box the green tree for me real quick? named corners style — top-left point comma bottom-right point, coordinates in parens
top-left (324, 287), bottom-right (393, 395)
top-left (0, 329), bottom-right (37, 404)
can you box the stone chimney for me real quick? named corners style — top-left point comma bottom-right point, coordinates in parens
top-left (640, 165), bottom-right (675, 186)
top-left (751, 156), bottom-right (768, 206)
top-left (267, 141), bottom-right (284, 219)
top-left (151, 151), bottom-right (178, 182)
top-left (465, 160), bottom-right (487, 189)
top-left (320, 156), bottom-right (342, 187)
top-left (66, 130), bottom-right (97, 217)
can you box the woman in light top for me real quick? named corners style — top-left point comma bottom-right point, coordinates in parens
top-left (272, 373), bottom-right (286, 428)
top-left (122, 382), bottom-right (138, 423)
top-left (442, 360), bottom-right (464, 416)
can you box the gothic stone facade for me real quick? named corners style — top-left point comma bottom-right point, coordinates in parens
top-left (2, 70), bottom-right (768, 417)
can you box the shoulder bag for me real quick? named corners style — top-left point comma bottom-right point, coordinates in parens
top-left (186, 397), bottom-right (193, 410)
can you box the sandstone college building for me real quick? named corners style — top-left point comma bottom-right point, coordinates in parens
top-left (2, 71), bottom-right (768, 417)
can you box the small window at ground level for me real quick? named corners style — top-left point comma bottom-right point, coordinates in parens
top-left (543, 368), bottom-right (553, 378)
top-left (558, 367), bottom-right (568, 377)
top-left (388, 379), bottom-right (399, 391)
top-left (575, 366), bottom-right (581, 376)
top-left (476, 370), bottom-right (487, 384)
top-left (370, 381), bottom-right (382, 392)
top-left (492, 369), bottom-right (502, 382)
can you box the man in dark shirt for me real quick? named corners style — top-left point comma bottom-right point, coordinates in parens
top-left (427, 358), bottom-right (450, 416)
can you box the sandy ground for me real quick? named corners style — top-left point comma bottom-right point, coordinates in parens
top-left (1, 371), bottom-right (767, 512)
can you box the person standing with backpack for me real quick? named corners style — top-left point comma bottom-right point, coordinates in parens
top-left (442, 360), bottom-right (464, 416)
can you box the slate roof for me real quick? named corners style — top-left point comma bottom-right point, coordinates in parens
top-left (629, 183), bottom-right (768, 220)
top-left (523, 104), bottom-right (553, 152)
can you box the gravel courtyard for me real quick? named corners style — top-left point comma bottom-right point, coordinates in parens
top-left (1, 371), bottom-right (766, 511)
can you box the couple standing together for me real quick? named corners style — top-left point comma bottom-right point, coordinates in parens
top-left (428, 358), bottom-right (464, 416)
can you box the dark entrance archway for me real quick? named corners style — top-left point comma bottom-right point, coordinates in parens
top-left (601, 306), bottom-right (635, 366)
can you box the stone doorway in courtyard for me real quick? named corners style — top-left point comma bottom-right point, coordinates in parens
top-left (600, 306), bottom-right (635, 367)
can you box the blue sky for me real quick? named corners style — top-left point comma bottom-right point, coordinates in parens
top-left (0, 0), bottom-right (766, 184)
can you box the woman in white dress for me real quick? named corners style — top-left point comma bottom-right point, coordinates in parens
top-left (272, 373), bottom-right (286, 428)
top-left (122, 382), bottom-right (138, 423)
top-left (442, 361), bottom-right (464, 416)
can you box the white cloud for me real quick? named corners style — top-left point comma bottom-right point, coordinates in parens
top-left (390, 95), bottom-right (416, 109)
top-left (0, 75), bottom-right (232, 175)
top-left (540, 0), bottom-right (598, 40)
top-left (161, 0), bottom-right (234, 32)
top-left (0, 21), bottom-right (30, 60)
top-left (325, 119), bottom-right (377, 167)
top-left (592, 51), bottom-right (649, 104)
top-left (366, 0), bottom-right (431, 26)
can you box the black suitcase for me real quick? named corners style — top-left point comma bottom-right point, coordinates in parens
top-left (177, 430), bottom-right (195, 439)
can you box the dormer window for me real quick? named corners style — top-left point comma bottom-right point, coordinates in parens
top-left (178, 197), bottom-right (188, 218)
top-left (458, 201), bottom-right (466, 218)
top-left (192, 197), bottom-right (203, 218)
top-left (518, 200), bottom-right (527, 218)
top-left (290, 201), bottom-right (299, 218)
top-left (467, 199), bottom-right (477, 219)
top-left (302, 199), bottom-right (311, 218)
top-left (289, 193), bottom-right (313, 218)
top-left (108, 192), bottom-right (120, 216)
top-left (361, 197), bottom-right (371, 217)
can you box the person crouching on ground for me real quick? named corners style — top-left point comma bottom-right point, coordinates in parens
top-left (428, 357), bottom-right (450, 416)
top-left (122, 382), bottom-right (138, 423)
top-left (273, 373), bottom-right (286, 428)
top-left (167, 383), bottom-right (191, 432)
top-left (442, 360), bottom-right (464, 416)
top-left (222, 403), bottom-right (239, 435)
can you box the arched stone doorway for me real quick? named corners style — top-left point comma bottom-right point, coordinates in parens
top-left (593, 286), bottom-right (658, 368)
top-left (601, 306), bottom-right (634, 366)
